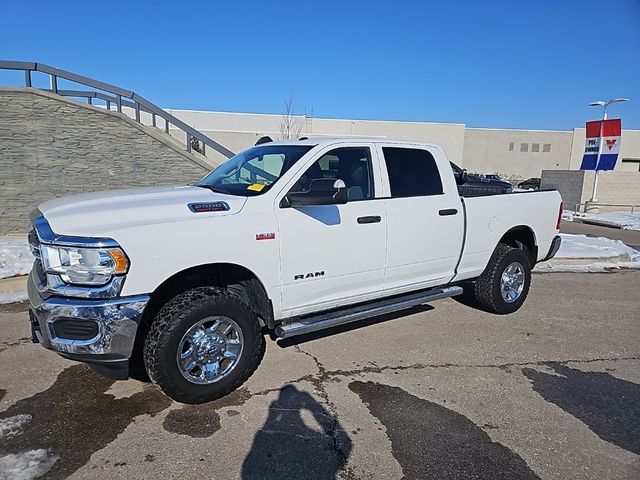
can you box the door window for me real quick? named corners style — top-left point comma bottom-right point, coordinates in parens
top-left (382, 147), bottom-right (443, 197)
top-left (291, 147), bottom-right (374, 201)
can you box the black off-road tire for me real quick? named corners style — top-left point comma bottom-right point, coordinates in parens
top-left (143, 286), bottom-right (265, 404)
top-left (471, 243), bottom-right (532, 315)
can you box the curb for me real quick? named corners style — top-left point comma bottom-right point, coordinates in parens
top-left (545, 253), bottom-right (631, 266)
top-left (0, 276), bottom-right (27, 293)
top-left (574, 218), bottom-right (623, 230)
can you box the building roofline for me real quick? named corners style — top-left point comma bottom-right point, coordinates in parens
top-left (165, 107), bottom-right (466, 127)
top-left (165, 107), bottom-right (640, 134)
top-left (466, 126), bottom-right (573, 134)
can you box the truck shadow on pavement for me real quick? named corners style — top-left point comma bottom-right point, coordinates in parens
top-left (241, 384), bottom-right (352, 480)
top-left (349, 380), bottom-right (540, 480)
top-left (522, 363), bottom-right (640, 455)
top-left (0, 364), bottom-right (171, 480)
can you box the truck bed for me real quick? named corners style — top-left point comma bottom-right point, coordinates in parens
top-left (454, 189), bottom-right (562, 282)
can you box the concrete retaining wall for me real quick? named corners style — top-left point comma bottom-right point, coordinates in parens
top-left (540, 170), bottom-right (586, 209)
top-left (0, 88), bottom-right (211, 234)
top-left (541, 169), bottom-right (640, 211)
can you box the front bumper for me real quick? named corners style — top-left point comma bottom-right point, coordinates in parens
top-left (28, 271), bottom-right (149, 378)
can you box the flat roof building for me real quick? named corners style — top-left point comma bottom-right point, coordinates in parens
top-left (158, 108), bottom-right (640, 179)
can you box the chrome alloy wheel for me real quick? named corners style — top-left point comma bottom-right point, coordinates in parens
top-left (176, 316), bottom-right (244, 385)
top-left (500, 261), bottom-right (525, 303)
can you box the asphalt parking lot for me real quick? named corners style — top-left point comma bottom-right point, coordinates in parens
top-left (1, 271), bottom-right (639, 480)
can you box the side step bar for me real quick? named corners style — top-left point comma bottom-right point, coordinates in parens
top-left (275, 286), bottom-right (463, 339)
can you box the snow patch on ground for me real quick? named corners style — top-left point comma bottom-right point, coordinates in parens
top-left (0, 413), bottom-right (58, 480)
top-left (555, 234), bottom-right (640, 260)
top-left (562, 211), bottom-right (640, 231)
top-left (0, 415), bottom-right (33, 439)
top-left (0, 450), bottom-right (58, 480)
top-left (0, 290), bottom-right (29, 305)
top-left (535, 234), bottom-right (640, 273)
top-left (0, 237), bottom-right (33, 280)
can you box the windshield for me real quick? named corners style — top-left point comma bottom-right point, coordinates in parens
top-left (197, 145), bottom-right (314, 196)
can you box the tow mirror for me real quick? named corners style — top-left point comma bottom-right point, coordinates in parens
top-left (281, 179), bottom-right (348, 207)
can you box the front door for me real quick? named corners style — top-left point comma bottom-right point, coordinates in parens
top-left (276, 145), bottom-right (386, 317)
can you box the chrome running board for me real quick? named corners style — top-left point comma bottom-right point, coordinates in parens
top-left (275, 286), bottom-right (463, 338)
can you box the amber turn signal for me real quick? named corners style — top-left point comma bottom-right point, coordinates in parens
top-left (108, 249), bottom-right (129, 274)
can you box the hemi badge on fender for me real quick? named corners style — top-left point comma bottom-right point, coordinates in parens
top-left (188, 202), bottom-right (230, 213)
top-left (256, 233), bottom-right (276, 241)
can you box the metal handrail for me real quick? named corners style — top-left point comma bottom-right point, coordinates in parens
top-left (0, 60), bottom-right (235, 159)
top-left (575, 202), bottom-right (638, 213)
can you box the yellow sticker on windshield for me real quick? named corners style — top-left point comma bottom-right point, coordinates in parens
top-left (247, 183), bottom-right (265, 192)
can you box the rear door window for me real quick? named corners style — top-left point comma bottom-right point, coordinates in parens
top-left (382, 147), bottom-right (443, 197)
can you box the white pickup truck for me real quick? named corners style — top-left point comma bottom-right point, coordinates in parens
top-left (28, 137), bottom-right (562, 403)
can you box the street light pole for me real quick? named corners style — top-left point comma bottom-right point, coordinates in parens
top-left (587, 98), bottom-right (629, 206)
top-left (590, 106), bottom-right (606, 203)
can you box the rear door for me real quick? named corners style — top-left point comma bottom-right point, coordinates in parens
top-left (377, 143), bottom-right (464, 292)
top-left (275, 144), bottom-right (387, 316)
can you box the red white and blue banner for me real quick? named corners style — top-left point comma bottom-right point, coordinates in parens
top-left (580, 118), bottom-right (622, 171)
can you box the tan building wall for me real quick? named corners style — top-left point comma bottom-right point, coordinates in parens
top-left (118, 106), bottom-right (640, 180)
top-left (581, 171), bottom-right (640, 207)
top-left (462, 128), bottom-right (573, 179)
top-left (161, 109), bottom-right (467, 166)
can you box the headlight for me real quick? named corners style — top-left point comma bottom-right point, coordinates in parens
top-left (40, 245), bottom-right (129, 286)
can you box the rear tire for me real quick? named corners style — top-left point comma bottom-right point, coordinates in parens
top-left (471, 243), bottom-right (532, 314)
top-left (143, 286), bottom-right (265, 404)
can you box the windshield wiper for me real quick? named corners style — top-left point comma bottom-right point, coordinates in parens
top-left (196, 184), bottom-right (231, 195)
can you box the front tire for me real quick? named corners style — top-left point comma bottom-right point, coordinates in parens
top-left (143, 286), bottom-right (265, 404)
top-left (471, 244), bottom-right (532, 314)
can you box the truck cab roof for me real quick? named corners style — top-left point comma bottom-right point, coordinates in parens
top-left (263, 136), bottom-right (443, 150)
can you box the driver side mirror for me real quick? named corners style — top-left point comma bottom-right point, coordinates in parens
top-left (281, 179), bottom-right (348, 208)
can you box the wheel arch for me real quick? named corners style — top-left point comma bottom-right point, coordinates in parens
top-left (498, 225), bottom-right (538, 265)
top-left (129, 263), bottom-right (273, 379)
top-left (145, 262), bottom-right (273, 327)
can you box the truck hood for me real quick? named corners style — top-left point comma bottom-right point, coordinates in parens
top-left (38, 185), bottom-right (247, 238)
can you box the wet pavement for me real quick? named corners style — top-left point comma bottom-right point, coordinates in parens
top-left (1, 271), bottom-right (639, 479)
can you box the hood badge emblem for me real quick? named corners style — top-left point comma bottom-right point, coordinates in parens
top-left (256, 233), bottom-right (276, 241)
top-left (188, 202), bottom-right (230, 213)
